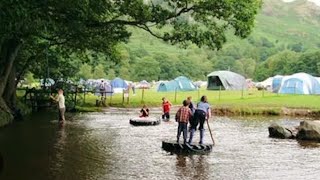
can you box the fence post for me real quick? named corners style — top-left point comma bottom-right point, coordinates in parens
top-left (174, 88), bottom-right (177, 103)
top-left (122, 90), bottom-right (124, 104)
top-left (83, 90), bottom-right (86, 104)
top-left (141, 88), bottom-right (145, 102)
top-left (262, 88), bottom-right (265, 97)
top-left (219, 85), bottom-right (221, 101)
top-left (241, 85), bottom-right (244, 99)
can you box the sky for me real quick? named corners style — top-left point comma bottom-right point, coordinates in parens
top-left (282, 0), bottom-right (320, 6)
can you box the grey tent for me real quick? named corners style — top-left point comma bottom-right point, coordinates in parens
top-left (207, 71), bottom-right (247, 90)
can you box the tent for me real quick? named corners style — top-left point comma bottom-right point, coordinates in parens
top-left (157, 81), bottom-right (179, 92)
top-left (157, 76), bottom-right (196, 92)
top-left (207, 71), bottom-right (247, 90)
top-left (278, 73), bottom-right (320, 95)
top-left (271, 75), bottom-right (284, 93)
top-left (256, 77), bottom-right (273, 91)
top-left (111, 77), bottom-right (128, 93)
top-left (174, 76), bottom-right (197, 91)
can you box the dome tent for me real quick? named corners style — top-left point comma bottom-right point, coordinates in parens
top-left (111, 77), bottom-right (128, 93)
top-left (207, 71), bottom-right (247, 90)
top-left (278, 73), bottom-right (320, 95)
top-left (157, 76), bottom-right (196, 92)
top-left (174, 76), bottom-right (197, 91)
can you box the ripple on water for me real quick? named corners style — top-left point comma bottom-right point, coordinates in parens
top-left (1, 112), bottom-right (320, 180)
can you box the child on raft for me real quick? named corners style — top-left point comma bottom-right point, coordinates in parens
top-left (162, 97), bottom-right (172, 120)
top-left (175, 100), bottom-right (193, 144)
top-left (140, 105), bottom-right (149, 117)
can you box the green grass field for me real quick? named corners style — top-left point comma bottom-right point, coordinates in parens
top-left (76, 88), bottom-right (320, 114)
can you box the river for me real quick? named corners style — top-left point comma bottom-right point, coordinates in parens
top-left (0, 109), bottom-right (320, 180)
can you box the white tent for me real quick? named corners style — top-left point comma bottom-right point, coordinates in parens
top-left (256, 77), bottom-right (273, 91)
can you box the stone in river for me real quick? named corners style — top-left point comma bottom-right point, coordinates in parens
top-left (297, 120), bottom-right (320, 141)
top-left (268, 123), bottom-right (294, 139)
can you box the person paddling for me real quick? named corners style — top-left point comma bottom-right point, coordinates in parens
top-left (176, 100), bottom-right (193, 144)
top-left (188, 95), bottom-right (211, 144)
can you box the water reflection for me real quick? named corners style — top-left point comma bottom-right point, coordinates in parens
top-left (175, 155), bottom-right (209, 180)
top-left (1, 112), bottom-right (320, 179)
top-left (297, 140), bottom-right (320, 148)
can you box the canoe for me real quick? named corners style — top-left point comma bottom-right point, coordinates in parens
top-left (162, 141), bottom-right (213, 154)
top-left (129, 117), bottom-right (161, 126)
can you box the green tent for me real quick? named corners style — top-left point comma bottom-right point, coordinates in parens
top-left (207, 71), bottom-right (247, 90)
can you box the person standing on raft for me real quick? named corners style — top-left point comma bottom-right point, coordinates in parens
top-left (176, 100), bottom-right (193, 144)
top-left (188, 95), bottom-right (211, 144)
top-left (162, 97), bottom-right (172, 120)
top-left (50, 89), bottom-right (66, 125)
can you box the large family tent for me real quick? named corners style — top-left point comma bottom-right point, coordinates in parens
top-left (271, 75), bottom-right (284, 93)
top-left (278, 73), bottom-right (320, 95)
top-left (157, 76), bottom-right (196, 92)
top-left (111, 77), bottom-right (128, 93)
top-left (207, 71), bottom-right (247, 90)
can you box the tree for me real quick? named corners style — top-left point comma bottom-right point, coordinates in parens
top-left (254, 50), bottom-right (299, 81)
top-left (107, 69), bottom-right (116, 80)
top-left (233, 58), bottom-right (256, 78)
top-left (0, 0), bottom-right (262, 124)
top-left (93, 64), bottom-right (107, 79)
top-left (293, 50), bottom-right (320, 76)
top-left (78, 63), bottom-right (93, 80)
top-left (153, 53), bottom-right (178, 80)
top-left (134, 57), bottom-right (160, 81)
top-left (118, 67), bottom-right (130, 80)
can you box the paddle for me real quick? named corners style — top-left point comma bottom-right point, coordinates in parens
top-left (206, 118), bottom-right (215, 145)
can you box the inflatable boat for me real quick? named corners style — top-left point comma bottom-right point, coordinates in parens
top-left (129, 117), bottom-right (161, 126)
top-left (162, 141), bottom-right (213, 154)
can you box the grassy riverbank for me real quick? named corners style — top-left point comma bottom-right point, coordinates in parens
top-left (75, 89), bottom-right (320, 116)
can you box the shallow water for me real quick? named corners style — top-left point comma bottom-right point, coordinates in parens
top-left (0, 111), bottom-right (320, 180)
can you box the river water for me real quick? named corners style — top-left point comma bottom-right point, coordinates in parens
top-left (0, 109), bottom-right (320, 180)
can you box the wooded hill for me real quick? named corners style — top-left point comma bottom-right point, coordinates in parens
top-left (92, 0), bottom-right (320, 82)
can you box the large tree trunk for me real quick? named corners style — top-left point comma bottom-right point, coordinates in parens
top-left (0, 39), bottom-right (21, 127)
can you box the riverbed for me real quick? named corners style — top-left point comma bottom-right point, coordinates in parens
top-left (0, 110), bottom-right (320, 180)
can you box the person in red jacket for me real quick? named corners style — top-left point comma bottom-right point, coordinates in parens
top-left (162, 97), bottom-right (172, 120)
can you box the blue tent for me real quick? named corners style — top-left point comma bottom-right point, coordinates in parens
top-left (272, 75), bottom-right (283, 93)
top-left (111, 78), bottom-right (128, 89)
top-left (111, 77), bottom-right (128, 93)
top-left (157, 76), bottom-right (196, 92)
top-left (157, 81), bottom-right (178, 92)
top-left (279, 73), bottom-right (320, 95)
top-left (174, 76), bottom-right (197, 91)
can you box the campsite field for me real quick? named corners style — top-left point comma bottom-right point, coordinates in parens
top-left (77, 88), bottom-right (320, 116)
